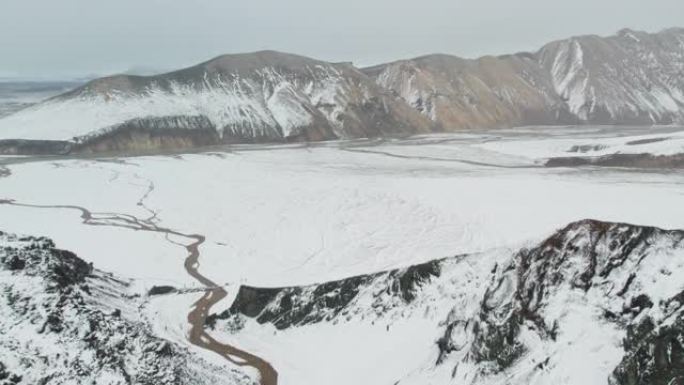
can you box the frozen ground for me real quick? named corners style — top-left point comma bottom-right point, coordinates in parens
top-left (1, 126), bottom-right (683, 384)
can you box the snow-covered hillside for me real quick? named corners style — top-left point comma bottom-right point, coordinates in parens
top-left (539, 28), bottom-right (684, 124)
top-left (211, 219), bottom-right (684, 385)
top-left (0, 51), bottom-right (431, 151)
top-left (364, 53), bottom-right (572, 130)
top-left (0, 231), bottom-right (252, 385)
top-left (1, 28), bottom-right (684, 154)
top-left (365, 28), bottom-right (684, 130)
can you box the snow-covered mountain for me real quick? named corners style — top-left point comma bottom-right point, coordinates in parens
top-left (0, 231), bottom-right (253, 385)
top-left (0, 51), bottom-right (432, 153)
top-left (211, 219), bottom-right (684, 385)
top-left (365, 27), bottom-right (684, 130)
top-left (539, 28), bottom-right (684, 124)
top-left (364, 53), bottom-right (575, 130)
top-left (1, 28), bottom-right (683, 155)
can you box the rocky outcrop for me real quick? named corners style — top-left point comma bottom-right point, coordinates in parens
top-left (611, 300), bottom-right (684, 385)
top-left (208, 219), bottom-right (684, 385)
top-left (434, 219), bottom-right (684, 383)
top-left (0, 231), bottom-right (253, 385)
top-left (73, 115), bottom-right (221, 154)
top-left (208, 260), bottom-right (441, 330)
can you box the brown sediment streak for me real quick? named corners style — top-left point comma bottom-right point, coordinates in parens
top-left (0, 198), bottom-right (277, 385)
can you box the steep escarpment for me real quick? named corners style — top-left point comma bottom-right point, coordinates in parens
top-left (365, 28), bottom-right (684, 130)
top-left (208, 260), bottom-right (442, 330)
top-left (436, 219), bottom-right (684, 384)
top-left (364, 53), bottom-right (575, 130)
top-left (0, 51), bottom-right (433, 154)
top-left (611, 300), bottom-right (684, 385)
top-left (0, 231), bottom-right (253, 385)
top-left (539, 28), bottom-right (684, 125)
top-left (211, 219), bottom-right (684, 385)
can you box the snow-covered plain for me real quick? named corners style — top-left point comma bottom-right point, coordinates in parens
top-left (477, 125), bottom-right (684, 160)
top-left (1, 126), bottom-right (684, 385)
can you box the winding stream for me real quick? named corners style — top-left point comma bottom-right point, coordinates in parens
top-left (0, 197), bottom-right (278, 385)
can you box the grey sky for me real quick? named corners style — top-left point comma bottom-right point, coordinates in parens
top-left (1, 0), bottom-right (682, 79)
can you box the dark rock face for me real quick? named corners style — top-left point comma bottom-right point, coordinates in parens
top-left (611, 311), bottom-right (684, 385)
top-left (0, 361), bottom-right (22, 385)
top-left (200, 219), bottom-right (684, 384)
top-left (148, 285), bottom-right (178, 296)
top-left (0, 235), bottom-right (92, 288)
top-left (209, 260), bottom-right (441, 330)
top-left (433, 219), bottom-right (684, 382)
top-left (546, 153), bottom-right (684, 169)
top-left (0, 231), bottom-right (252, 385)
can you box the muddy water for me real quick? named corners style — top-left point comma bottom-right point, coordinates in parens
top-left (184, 234), bottom-right (277, 385)
top-left (0, 198), bottom-right (277, 385)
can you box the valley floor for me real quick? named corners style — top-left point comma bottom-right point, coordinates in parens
top-left (1, 125), bottom-right (683, 385)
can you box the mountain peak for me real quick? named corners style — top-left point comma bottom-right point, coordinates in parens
top-left (199, 50), bottom-right (331, 73)
top-left (1, 26), bottom-right (684, 155)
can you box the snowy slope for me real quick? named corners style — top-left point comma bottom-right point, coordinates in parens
top-left (539, 28), bottom-right (684, 124)
top-left (0, 51), bottom-right (432, 150)
top-left (365, 28), bottom-right (684, 130)
top-left (0, 231), bottom-right (253, 385)
top-left (2, 28), bottom-right (684, 154)
top-left (364, 53), bottom-right (572, 130)
top-left (210, 219), bottom-right (684, 385)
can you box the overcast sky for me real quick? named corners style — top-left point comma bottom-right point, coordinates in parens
top-left (1, 0), bottom-right (682, 79)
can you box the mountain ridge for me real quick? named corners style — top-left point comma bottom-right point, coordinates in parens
top-left (211, 218), bottom-right (684, 385)
top-left (366, 26), bottom-right (684, 130)
top-left (1, 27), bottom-right (683, 154)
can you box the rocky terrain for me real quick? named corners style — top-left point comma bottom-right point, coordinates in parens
top-left (207, 259), bottom-right (443, 330)
top-left (1, 28), bottom-right (683, 154)
top-left (0, 231), bottom-right (253, 385)
top-left (0, 51), bottom-right (432, 154)
top-left (366, 27), bottom-right (684, 129)
top-left (451, 219), bottom-right (684, 384)
top-left (213, 219), bottom-right (684, 385)
top-left (364, 53), bottom-right (575, 130)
